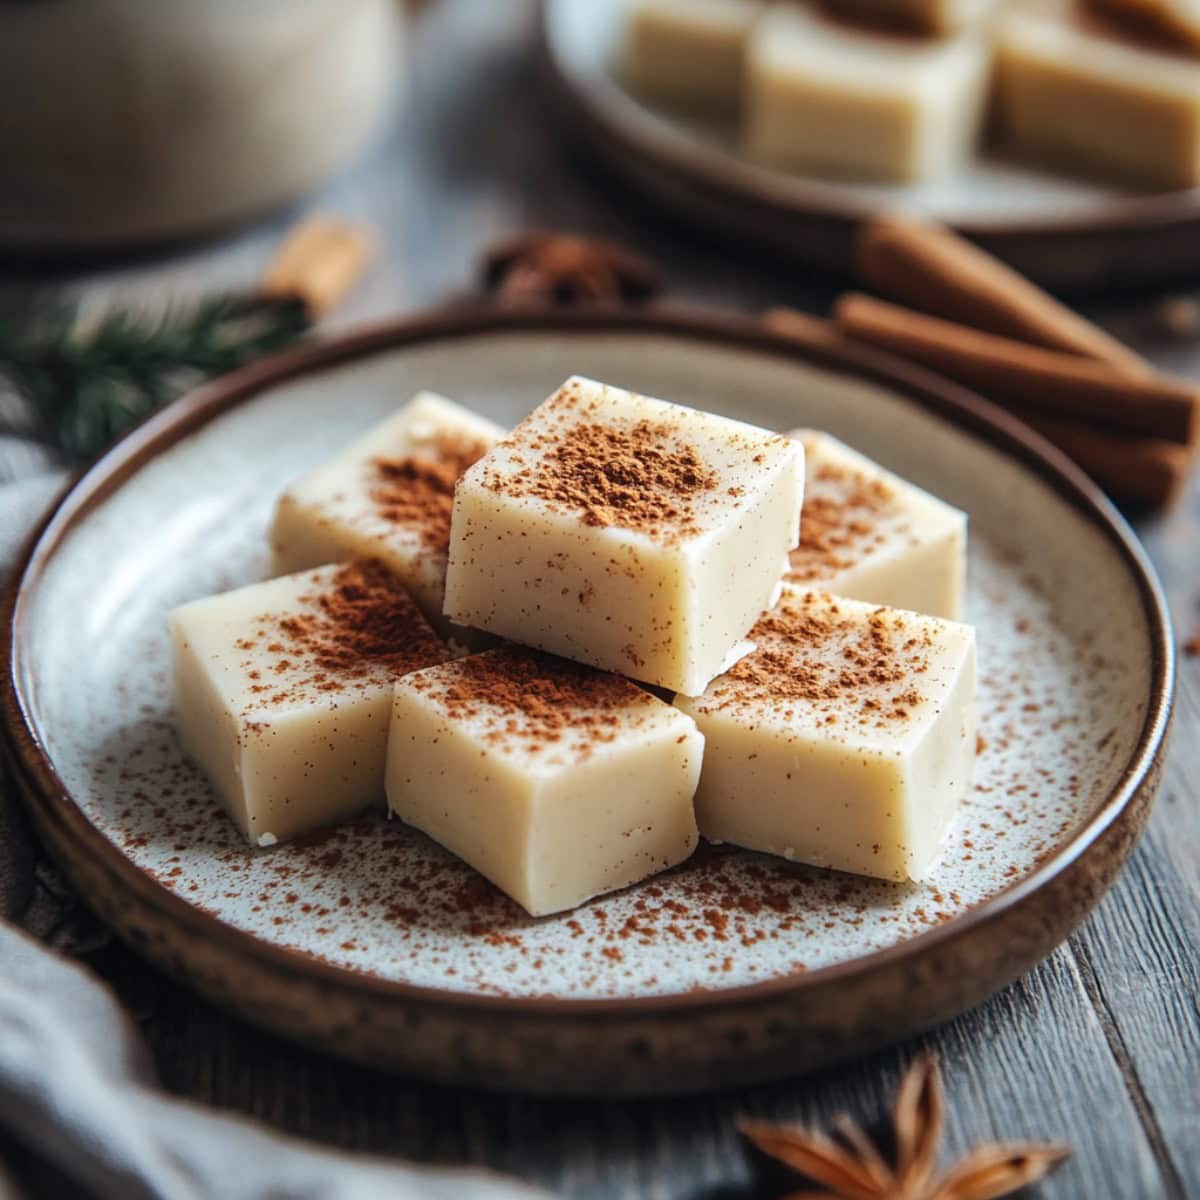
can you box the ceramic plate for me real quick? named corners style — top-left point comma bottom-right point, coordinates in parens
top-left (2, 308), bottom-right (1172, 1095)
top-left (538, 0), bottom-right (1200, 289)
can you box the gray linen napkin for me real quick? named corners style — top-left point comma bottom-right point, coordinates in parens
top-left (0, 465), bottom-right (548, 1200)
top-left (0, 924), bottom-right (545, 1200)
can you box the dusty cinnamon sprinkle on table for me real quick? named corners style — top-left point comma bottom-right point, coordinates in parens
top-left (411, 646), bottom-right (650, 755)
top-left (238, 560), bottom-right (444, 711)
top-left (369, 431), bottom-right (489, 550)
top-left (487, 417), bottom-right (719, 536)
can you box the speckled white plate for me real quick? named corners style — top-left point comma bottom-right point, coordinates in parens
top-left (538, 0), bottom-right (1200, 288)
top-left (2, 308), bottom-right (1173, 1095)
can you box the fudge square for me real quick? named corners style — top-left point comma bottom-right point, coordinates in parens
top-left (827, 0), bottom-right (996, 35)
top-left (622, 0), bottom-right (764, 113)
top-left (386, 647), bottom-right (703, 916)
top-left (786, 430), bottom-right (966, 620)
top-left (170, 560), bottom-right (449, 847)
top-left (443, 376), bottom-right (804, 697)
top-left (675, 587), bottom-right (976, 882)
top-left (744, 3), bottom-right (991, 183)
top-left (270, 391), bottom-right (504, 634)
top-left (994, 0), bottom-right (1200, 189)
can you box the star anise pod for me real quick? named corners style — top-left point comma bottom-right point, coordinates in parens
top-left (739, 1055), bottom-right (1072, 1200)
top-left (480, 232), bottom-right (662, 307)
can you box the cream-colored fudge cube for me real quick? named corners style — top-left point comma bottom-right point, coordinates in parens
top-left (270, 391), bottom-right (504, 634)
top-left (823, 0), bottom-right (995, 35)
top-left (994, 0), bottom-right (1200, 188)
top-left (675, 587), bottom-right (976, 882)
top-left (786, 430), bottom-right (966, 619)
top-left (386, 647), bottom-right (703, 916)
top-left (443, 376), bottom-right (804, 697)
top-left (745, 5), bottom-right (991, 182)
top-left (170, 561), bottom-right (449, 846)
top-left (622, 0), bottom-right (764, 112)
top-left (1089, 0), bottom-right (1200, 50)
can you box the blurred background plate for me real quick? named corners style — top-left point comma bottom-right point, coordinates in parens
top-left (1, 308), bottom-right (1172, 1095)
top-left (538, 0), bottom-right (1200, 291)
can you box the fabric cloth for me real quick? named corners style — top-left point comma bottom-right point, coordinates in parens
top-left (0, 924), bottom-right (545, 1200)
top-left (0, 463), bottom-right (547, 1200)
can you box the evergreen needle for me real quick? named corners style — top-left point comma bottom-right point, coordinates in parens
top-left (0, 292), bottom-right (311, 460)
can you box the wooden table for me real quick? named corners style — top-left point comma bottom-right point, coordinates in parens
top-left (2, 3), bottom-right (1197, 1196)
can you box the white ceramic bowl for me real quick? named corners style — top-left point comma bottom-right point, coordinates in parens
top-left (0, 0), bottom-right (402, 248)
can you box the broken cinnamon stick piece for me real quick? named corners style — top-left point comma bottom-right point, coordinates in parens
top-left (261, 215), bottom-right (376, 316)
top-left (1008, 409), bottom-right (1196, 508)
top-left (834, 293), bottom-right (1199, 444)
top-left (854, 217), bottom-right (1150, 377)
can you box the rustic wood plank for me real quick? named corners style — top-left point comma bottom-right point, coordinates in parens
top-left (123, 934), bottom-right (1163, 1198)
top-left (1062, 471), bottom-right (1200, 1200)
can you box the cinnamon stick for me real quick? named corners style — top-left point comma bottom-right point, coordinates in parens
top-left (261, 215), bottom-right (376, 315)
top-left (854, 217), bottom-right (1150, 377)
top-left (762, 307), bottom-right (847, 349)
top-left (834, 293), bottom-right (1199, 444)
top-left (1008, 409), bottom-right (1196, 508)
top-left (766, 304), bottom-right (1193, 507)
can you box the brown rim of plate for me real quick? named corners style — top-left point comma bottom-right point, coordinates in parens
top-left (532, 0), bottom-right (1200, 240)
top-left (0, 303), bottom-right (1175, 1020)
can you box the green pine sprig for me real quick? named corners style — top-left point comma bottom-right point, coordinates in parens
top-left (0, 292), bottom-right (311, 461)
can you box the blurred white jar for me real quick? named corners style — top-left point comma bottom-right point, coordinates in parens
top-left (0, 0), bottom-right (402, 248)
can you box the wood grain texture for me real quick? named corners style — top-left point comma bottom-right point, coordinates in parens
top-left (1071, 479), bottom-right (1200, 1200)
top-left (86, 940), bottom-right (1163, 1199)
top-left (1, 0), bottom-right (1198, 1196)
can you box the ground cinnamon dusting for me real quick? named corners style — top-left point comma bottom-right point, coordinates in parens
top-left (484, 386), bottom-right (721, 537)
top-left (525, 419), bottom-right (716, 533)
top-left (112, 534), bottom-right (1099, 994)
top-left (410, 646), bottom-right (650, 756)
top-left (238, 560), bottom-right (444, 711)
top-left (710, 591), bottom-right (937, 727)
top-left (787, 440), bottom-right (908, 581)
top-left (370, 431), bottom-right (489, 550)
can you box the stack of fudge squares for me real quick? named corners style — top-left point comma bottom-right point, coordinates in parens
top-left (171, 377), bottom-right (976, 917)
top-left (624, 0), bottom-right (1200, 188)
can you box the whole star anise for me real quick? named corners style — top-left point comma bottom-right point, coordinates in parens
top-left (480, 232), bottom-right (662, 307)
top-left (739, 1055), bottom-right (1072, 1200)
